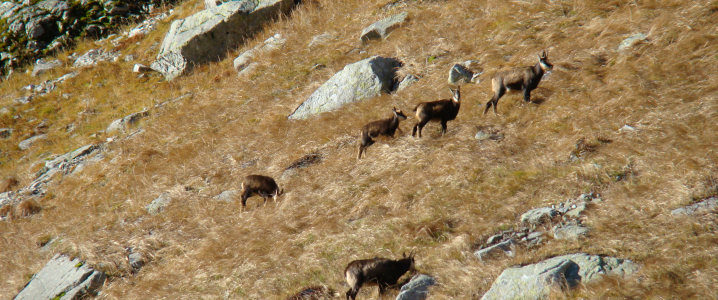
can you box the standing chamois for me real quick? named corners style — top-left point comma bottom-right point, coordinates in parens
top-left (357, 107), bottom-right (407, 159)
top-left (344, 252), bottom-right (416, 300)
top-left (411, 85), bottom-right (461, 138)
top-left (484, 50), bottom-right (553, 115)
top-left (240, 175), bottom-right (283, 211)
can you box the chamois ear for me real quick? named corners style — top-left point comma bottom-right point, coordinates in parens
top-left (403, 252), bottom-right (407, 258)
top-left (539, 50), bottom-right (547, 59)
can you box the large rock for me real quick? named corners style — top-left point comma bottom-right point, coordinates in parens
top-left (150, 0), bottom-right (296, 80)
top-left (396, 274), bottom-right (438, 300)
top-left (13, 254), bottom-right (106, 300)
top-left (481, 253), bottom-right (638, 300)
top-left (360, 11), bottom-right (409, 42)
top-left (288, 56), bottom-right (402, 120)
top-left (672, 197), bottom-right (718, 216)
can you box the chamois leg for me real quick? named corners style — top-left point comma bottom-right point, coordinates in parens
top-left (522, 87), bottom-right (532, 102)
top-left (440, 120), bottom-right (448, 135)
top-left (413, 119), bottom-right (429, 138)
top-left (346, 275), bottom-right (363, 300)
top-left (240, 190), bottom-right (252, 212)
top-left (485, 88), bottom-right (505, 115)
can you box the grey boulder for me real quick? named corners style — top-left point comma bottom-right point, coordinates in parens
top-left (396, 274), bottom-right (438, 300)
top-left (288, 56), bottom-right (402, 120)
top-left (481, 253), bottom-right (638, 300)
top-left (151, 0), bottom-right (296, 80)
top-left (520, 207), bottom-right (559, 226)
top-left (448, 60), bottom-right (481, 85)
top-left (361, 11), bottom-right (409, 42)
top-left (13, 254), bottom-right (106, 300)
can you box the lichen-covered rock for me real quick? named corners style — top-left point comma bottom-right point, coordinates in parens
top-left (151, 0), bottom-right (296, 80)
top-left (481, 253), bottom-right (638, 300)
top-left (13, 254), bottom-right (106, 300)
top-left (360, 11), bottom-right (409, 42)
top-left (396, 274), bottom-right (438, 300)
top-left (288, 56), bottom-right (402, 119)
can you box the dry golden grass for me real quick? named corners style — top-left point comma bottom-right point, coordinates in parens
top-left (2, 0), bottom-right (718, 299)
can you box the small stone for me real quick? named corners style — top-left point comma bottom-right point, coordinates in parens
top-left (565, 203), bottom-right (587, 217)
top-left (0, 128), bottom-right (12, 139)
top-left (619, 124), bottom-right (636, 132)
top-left (475, 131), bottom-right (490, 141)
top-left (474, 239), bottom-right (517, 261)
top-left (309, 32), bottom-right (336, 48)
top-left (397, 74), bottom-right (418, 92)
top-left (486, 233), bottom-right (503, 245)
top-left (618, 33), bottom-right (648, 51)
top-left (448, 61), bottom-right (481, 85)
top-left (19, 134), bottom-right (47, 150)
top-left (360, 11), bottom-right (409, 42)
top-left (553, 224), bottom-right (589, 240)
top-left (146, 192), bottom-right (171, 215)
top-left (133, 64), bottom-right (154, 73)
top-left (128, 252), bottom-right (145, 271)
top-left (520, 207), bottom-right (559, 226)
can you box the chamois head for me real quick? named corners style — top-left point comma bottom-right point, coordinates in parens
top-left (538, 50), bottom-right (553, 72)
top-left (450, 85), bottom-right (461, 103)
top-left (393, 107), bottom-right (408, 120)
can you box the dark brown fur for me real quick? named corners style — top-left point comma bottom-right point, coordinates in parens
top-left (344, 252), bottom-right (415, 300)
top-left (357, 107), bottom-right (407, 159)
top-left (485, 50), bottom-right (553, 114)
top-left (411, 86), bottom-right (461, 138)
top-left (240, 175), bottom-right (283, 211)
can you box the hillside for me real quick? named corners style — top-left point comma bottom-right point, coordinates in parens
top-left (2, 0), bottom-right (718, 299)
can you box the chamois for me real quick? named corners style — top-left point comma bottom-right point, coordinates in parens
top-left (344, 252), bottom-right (416, 300)
top-left (484, 50), bottom-right (553, 115)
top-left (411, 85), bottom-right (461, 138)
top-left (240, 175), bottom-right (283, 211)
top-left (357, 107), bottom-right (407, 159)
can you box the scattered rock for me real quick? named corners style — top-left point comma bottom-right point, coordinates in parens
top-left (396, 274), bottom-right (438, 300)
top-left (146, 192), bottom-right (171, 215)
top-left (564, 202), bottom-right (587, 217)
top-left (0, 128), bottom-right (12, 139)
top-left (288, 56), bottom-right (402, 119)
top-left (31, 59), bottom-right (62, 77)
top-left (360, 11), bottom-right (409, 42)
top-left (619, 124), bottom-right (636, 132)
top-left (286, 153), bottom-right (322, 171)
top-left (448, 60), bottom-right (481, 85)
top-left (213, 190), bottom-right (238, 202)
top-left (474, 239), bottom-right (517, 261)
top-left (13, 254), bottom-right (106, 300)
top-left (133, 64), bottom-right (154, 73)
top-left (128, 252), bottom-right (145, 272)
top-left (552, 223), bottom-right (589, 240)
top-left (16, 96), bottom-right (33, 104)
top-left (18, 134), bottom-right (47, 150)
top-left (106, 110), bottom-right (150, 133)
top-left (475, 129), bottom-right (503, 141)
top-left (151, 0), bottom-right (297, 80)
top-left (308, 32), bottom-right (336, 48)
top-left (233, 33), bottom-right (287, 72)
top-left (520, 207), bottom-right (559, 226)
top-left (73, 48), bottom-right (121, 68)
top-left (481, 253), bottom-right (639, 300)
top-left (397, 74), bottom-right (418, 92)
top-left (671, 197), bottom-right (718, 216)
top-left (618, 33), bottom-right (648, 51)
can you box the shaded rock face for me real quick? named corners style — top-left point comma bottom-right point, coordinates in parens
top-left (0, 0), bottom-right (177, 73)
top-left (396, 274), bottom-right (438, 300)
top-left (481, 253), bottom-right (638, 300)
top-left (360, 11), bottom-right (409, 42)
top-left (288, 56), bottom-right (403, 120)
top-left (151, 0), bottom-right (296, 80)
top-left (13, 254), bottom-right (106, 300)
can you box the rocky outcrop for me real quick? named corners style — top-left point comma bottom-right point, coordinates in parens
top-left (0, 0), bottom-right (176, 73)
top-left (481, 253), bottom-right (638, 300)
top-left (288, 56), bottom-right (402, 119)
top-left (396, 274), bottom-right (438, 300)
top-left (360, 11), bottom-right (409, 42)
top-left (13, 254), bottom-right (106, 300)
top-left (151, 0), bottom-right (296, 80)
top-left (672, 197), bottom-right (718, 216)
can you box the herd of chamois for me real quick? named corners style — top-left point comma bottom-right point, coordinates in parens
top-left (241, 50), bottom-right (553, 299)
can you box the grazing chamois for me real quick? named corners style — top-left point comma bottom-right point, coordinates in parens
top-left (240, 175), bottom-right (283, 211)
top-left (357, 107), bottom-right (407, 159)
top-left (344, 252), bottom-right (416, 300)
top-left (484, 50), bottom-right (553, 115)
top-left (411, 86), bottom-right (461, 138)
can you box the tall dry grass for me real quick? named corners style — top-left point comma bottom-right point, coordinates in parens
top-left (2, 0), bottom-right (718, 299)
